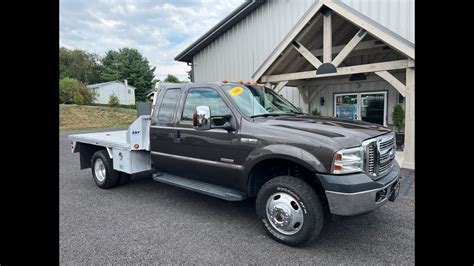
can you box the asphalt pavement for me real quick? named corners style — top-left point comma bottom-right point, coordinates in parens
top-left (60, 128), bottom-right (414, 264)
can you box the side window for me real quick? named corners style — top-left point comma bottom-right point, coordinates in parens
top-left (181, 88), bottom-right (231, 122)
top-left (157, 88), bottom-right (180, 123)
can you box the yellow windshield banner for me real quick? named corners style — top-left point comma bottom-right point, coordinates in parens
top-left (230, 86), bottom-right (243, 96)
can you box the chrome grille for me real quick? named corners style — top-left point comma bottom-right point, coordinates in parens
top-left (379, 137), bottom-right (395, 151)
top-left (364, 132), bottom-right (396, 178)
top-left (367, 142), bottom-right (376, 175)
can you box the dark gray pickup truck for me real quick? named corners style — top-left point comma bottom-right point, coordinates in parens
top-left (69, 82), bottom-right (400, 246)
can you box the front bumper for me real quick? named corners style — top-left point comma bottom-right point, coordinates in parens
top-left (317, 160), bottom-right (401, 216)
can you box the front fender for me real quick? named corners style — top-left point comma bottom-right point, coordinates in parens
top-left (241, 144), bottom-right (327, 179)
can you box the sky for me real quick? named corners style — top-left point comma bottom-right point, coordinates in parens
top-left (60, 0), bottom-right (245, 81)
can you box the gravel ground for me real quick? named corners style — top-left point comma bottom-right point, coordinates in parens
top-left (60, 128), bottom-right (414, 264)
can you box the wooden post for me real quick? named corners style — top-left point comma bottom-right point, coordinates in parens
top-left (323, 13), bottom-right (332, 63)
top-left (402, 62), bottom-right (415, 169)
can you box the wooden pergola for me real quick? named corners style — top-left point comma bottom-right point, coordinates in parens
top-left (252, 0), bottom-right (414, 169)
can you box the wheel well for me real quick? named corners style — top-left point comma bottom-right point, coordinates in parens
top-left (247, 159), bottom-right (329, 211)
top-left (79, 143), bottom-right (107, 169)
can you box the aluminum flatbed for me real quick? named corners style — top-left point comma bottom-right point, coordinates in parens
top-left (69, 130), bottom-right (129, 150)
top-left (69, 115), bottom-right (152, 174)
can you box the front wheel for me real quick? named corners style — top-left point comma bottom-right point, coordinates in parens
top-left (256, 176), bottom-right (324, 246)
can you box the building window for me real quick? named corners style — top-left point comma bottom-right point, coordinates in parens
top-left (334, 91), bottom-right (387, 126)
top-left (128, 89), bottom-right (131, 94)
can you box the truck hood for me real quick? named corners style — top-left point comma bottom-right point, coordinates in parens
top-left (254, 115), bottom-right (391, 148)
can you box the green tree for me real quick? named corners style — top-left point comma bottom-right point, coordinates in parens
top-left (100, 48), bottom-right (156, 102)
top-left (187, 69), bottom-right (192, 82)
top-left (59, 47), bottom-right (102, 84)
top-left (59, 77), bottom-right (76, 103)
top-left (163, 74), bottom-right (180, 83)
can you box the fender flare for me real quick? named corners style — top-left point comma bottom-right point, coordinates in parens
top-left (241, 144), bottom-right (327, 185)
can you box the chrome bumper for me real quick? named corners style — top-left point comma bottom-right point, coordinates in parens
top-left (325, 174), bottom-right (400, 216)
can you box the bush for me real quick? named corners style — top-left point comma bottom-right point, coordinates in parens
top-left (59, 77), bottom-right (76, 103)
top-left (391, 104), bottom-right (405, 132)
top-left (59, 77), bottom-right (96, 105)
top-left (109, 94), bottom-right (120, 107)
top-left (311, 108), bottom-right (321, 116)
top-left (73, 93), bottom-right (85, 105)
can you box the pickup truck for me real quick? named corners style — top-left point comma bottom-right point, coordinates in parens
top-left (69, 82), bottom-right (401, 246)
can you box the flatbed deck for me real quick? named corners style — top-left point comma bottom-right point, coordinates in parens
top-left (69, 130), bottom-right (129, 150)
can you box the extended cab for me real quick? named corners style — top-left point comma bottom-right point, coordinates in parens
top-left (69, 82), bottom-right (401, 246)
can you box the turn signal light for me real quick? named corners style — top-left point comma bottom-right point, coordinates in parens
top-left (222, 79), bottom-right (228, 83)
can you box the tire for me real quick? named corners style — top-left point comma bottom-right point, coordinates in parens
top-left (256, 176), bottom-right (324, 246)
top-left (119, 172), bottom-right (131, 185)
top-left (91, 150), bottom-right (120, 189)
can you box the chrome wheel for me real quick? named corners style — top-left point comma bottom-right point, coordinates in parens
top-left (94, 158), bottom-right (106, 182)
top-left (266, 192), bottom-right (304, 235)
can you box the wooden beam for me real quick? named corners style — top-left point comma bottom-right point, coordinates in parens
top-left (261, 59), bottom-right (410, 82)
top-left (252, 2), bottom-right (325, 81)
top-left (323, 13), bottom-right (332, 63)
top-left (292, 72), bottom-right (403, 87)
top-left (274, 81), bottom-right (288, 93)
top-left (297, 86), bottom-right (309, 103)
top-left (291, 41), bottom-right (322, 69)
top-left (310, 40), bottom-right (384, 57)
top-left (296, 15), bottom-right (323, 42)
top-left (308, 85), bottom-right (326, 104)
top-left (282, 16), bottom-right (346, 75)
top-left (325, 0), bottom-right (414, 59)
top-left (332, 29), bottom-right (367, 67)
top-left (375, 71), bottom-right (407, 97)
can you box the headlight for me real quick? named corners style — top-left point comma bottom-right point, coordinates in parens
top-left (332, 146), bottom-right (364, 174)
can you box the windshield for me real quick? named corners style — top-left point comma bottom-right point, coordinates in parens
top-left (222, 84), bottom-right (301, 117)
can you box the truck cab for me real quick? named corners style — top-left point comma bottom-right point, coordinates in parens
top-left (69, 81), bottom-right (400, 246)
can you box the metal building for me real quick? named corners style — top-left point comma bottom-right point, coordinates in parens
top-left (175, 0), bottom-right (414, 170)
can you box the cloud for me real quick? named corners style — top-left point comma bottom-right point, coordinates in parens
top-left (60, 0), bottom-right (244, 81)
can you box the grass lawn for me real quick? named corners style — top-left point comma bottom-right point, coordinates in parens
top-left (60, 104), bottom-right (137, 131)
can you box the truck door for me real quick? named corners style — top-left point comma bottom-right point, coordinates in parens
top-left (151, 86), bottom-right (240, 189)
top-left (150, 87), bottom-right (182, 174)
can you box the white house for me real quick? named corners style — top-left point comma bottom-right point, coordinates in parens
top-left (175, 0), bottom-right (414, 170)
top-left (87, 80), bottom-right (136, 105)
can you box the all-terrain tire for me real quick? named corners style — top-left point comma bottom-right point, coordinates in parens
top-left (256, 175), bottom-right (324, 246)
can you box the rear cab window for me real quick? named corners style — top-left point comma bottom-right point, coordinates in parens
top-left (156, 88), bottom-right (181, 125)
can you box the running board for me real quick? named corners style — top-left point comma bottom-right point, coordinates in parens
top-left (152, 173), bottom-right (246, 201)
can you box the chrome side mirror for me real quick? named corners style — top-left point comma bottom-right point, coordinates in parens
top-left (193, 105), bottom-right (211, 130)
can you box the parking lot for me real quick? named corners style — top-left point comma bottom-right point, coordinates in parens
top-left (60, 128), bottom-right (414, 264)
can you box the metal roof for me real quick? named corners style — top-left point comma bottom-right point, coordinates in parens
top-left (174, 0), bottom-right (265, 63)
top-left (87, 80), bottom-right (136, 90)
